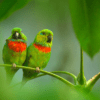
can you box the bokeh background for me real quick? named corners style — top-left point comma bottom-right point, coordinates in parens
top-left (0, 0), bottom-right (99, 99)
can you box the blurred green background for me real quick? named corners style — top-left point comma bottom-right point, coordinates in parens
top-left (0, 0), bottom-right (100, 99)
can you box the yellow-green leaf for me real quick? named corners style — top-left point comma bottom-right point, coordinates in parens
top-left (0, 0), bottom-right (31, 22)
top-left (69, 0), bottom-right (100, 58)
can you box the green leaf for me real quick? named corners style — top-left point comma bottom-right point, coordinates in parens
top-left (68, 0), bottom-right (100, 58)
top-left (0, 0), bottom-right (31, 22)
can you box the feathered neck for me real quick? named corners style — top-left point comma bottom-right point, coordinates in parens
top-left (7, 40), bottom-right (27, 52)
top-left (33, 43), bottom-right (51, 53)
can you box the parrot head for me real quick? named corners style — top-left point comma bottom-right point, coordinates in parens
top-left (8, 27), bottom-right (27, 41)
top-left (6, 27), bottom-right (27, 52)
top-left (34, 29), bottom-right (53, 47)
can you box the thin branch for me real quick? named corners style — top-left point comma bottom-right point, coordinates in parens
top-left (86, 72), bottom-right (100, 91)
top-left (0, 64), bottom-right (75, 88)
top-left (8, 71), bottom-right (77, 88)
top-left (32, 71), bottom-right (77, 85)
top-left (80, 48), bottom-right (84, 78)
top-left (77, 48), bottom-right (86, 85)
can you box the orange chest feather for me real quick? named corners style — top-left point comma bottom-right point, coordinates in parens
top-left (8, 41), bottom-right (27, 52)
top-left (33, 43), bottom-right (51, 53)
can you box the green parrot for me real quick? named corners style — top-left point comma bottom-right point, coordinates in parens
top-left (22, 29), bottom-right (53, 85)
top-left (2, 27), bottom-right (27, 84)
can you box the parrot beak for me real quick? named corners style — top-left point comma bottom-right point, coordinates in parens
top-left (15, 32), bottom-right (19, 39)
top-left (47, 36), bottom-right (52, 43)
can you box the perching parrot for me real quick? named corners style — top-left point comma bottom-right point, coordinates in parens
top-left (2, 27), bottom-right (27, 84)
top-left (22, 29), bottom-right (53, 86)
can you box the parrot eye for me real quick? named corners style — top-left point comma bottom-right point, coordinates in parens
top-left (40, 32), bottom-right (46, 35)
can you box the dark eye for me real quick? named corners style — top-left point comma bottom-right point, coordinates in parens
top-left (43, 32), bottom-right (46, 35)
top-left (40, 32), bottom-right (46, 35)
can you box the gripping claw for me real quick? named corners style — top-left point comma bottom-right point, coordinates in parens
top-left (11, 63), bottom-right (16, 69)
top-left (35, 67), bottom-right (40, 73)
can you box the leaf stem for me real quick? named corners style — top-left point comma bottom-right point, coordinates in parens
top-left (86, 72), bottom-right (100, 91)
top-left (77, 48), bottom-right (86, 85)
top-left (80, 48), bottom-right (84, 81)
top-left (0, 64), bottom-right (75, 88)
top-left (32, 71), bottom-right (77, 85)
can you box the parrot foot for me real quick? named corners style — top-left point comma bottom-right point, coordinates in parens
top-left (35, 67), bottom-right (40, 73)
top-left (11, 63), bottom-right (16, 69)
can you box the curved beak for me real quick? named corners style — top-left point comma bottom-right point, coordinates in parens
top-left (47, 36), bottom-right (52, 43)
top-left (15, 32), bottom-right (19, 39)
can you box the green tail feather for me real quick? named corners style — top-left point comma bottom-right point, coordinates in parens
top-left (21, 69), bottom-right (39, 88)
top-left (5, 67), bottom-right (18, 85)
top-left (6, 73), bottom-right (14, 85)
top-left (21, 77), bottom-right (29, 87)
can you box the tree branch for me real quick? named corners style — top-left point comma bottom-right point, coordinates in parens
top-left (0, 64), bottom-right (75, 88)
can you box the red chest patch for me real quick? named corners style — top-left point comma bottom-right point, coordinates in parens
top-left (33, 43), bottom-right (51, 53)
top-left (8, 41), bottom-right (27, 52)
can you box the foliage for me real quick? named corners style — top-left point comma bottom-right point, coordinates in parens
top-left (0, 0), bottom-right (31, 22)
top-left (0, 0), bottom-right (100, 100)
top-left (69, 0), bottom-right (100, 58)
